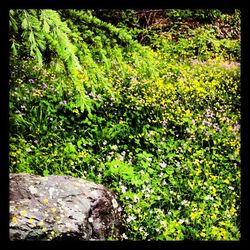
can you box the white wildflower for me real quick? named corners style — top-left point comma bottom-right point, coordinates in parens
top-left (181, 200), bottom-right (188, 205)
top-left (111, 145), bottom-right (118, 150)
top-left (127, 215), bottom-right (136, 222)
top-left (134, 195), bottom-right (139, 203)
top-left (121, 185), bottom-right (127, 193)
top-left (160, 162), bottom-right (167, 168)
top-left (179, 219), bottom-right (184, 224)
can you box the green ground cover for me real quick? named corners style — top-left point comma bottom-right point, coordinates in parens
top-left (9, 9), bottom-right (241, 240)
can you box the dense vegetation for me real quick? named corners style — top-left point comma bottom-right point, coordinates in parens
top-left (9, 9), bottom-right (241, 240)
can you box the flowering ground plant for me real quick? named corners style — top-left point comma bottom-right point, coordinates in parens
top-left (9, 9), bottom-right (240, 240)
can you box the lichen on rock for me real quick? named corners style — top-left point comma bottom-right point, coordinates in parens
top-left (9, 173), bottom-right (122, 240)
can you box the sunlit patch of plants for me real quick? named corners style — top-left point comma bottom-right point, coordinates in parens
top-left (9, 9), bottom-right (240, 240)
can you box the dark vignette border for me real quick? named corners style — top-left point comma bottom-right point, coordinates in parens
top-left (1, 1), bottom-right (248, 249)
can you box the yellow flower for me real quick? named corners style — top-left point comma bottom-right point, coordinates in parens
top-left (230, 207), bottom-right (236, 215)
top-left (200, 232), bottom-right (206, 237)
top-left (190, 212), bottom-right (197, 220)
top-left (211, 214), bottom-right (217, 220)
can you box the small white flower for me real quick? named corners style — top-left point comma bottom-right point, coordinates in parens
top-left (162, 180), bottom-right (168, 185)
top-left (127, 215), bottom-right (136, 222)
top-left (121, 185), bottom-right (127, 193)
top-left (147, 131), bottom-right (153, 137)
top-left (181, 200), bottom-right (188, 205)
top-left (168, 211), bottom-right (172, 215)
top-left (160, 162), bottom-right (167, 168)
top-left (88, 217), bottom-right (94, 223)
top-left (228, 186), bottom-right (234, 190)
top-left (134, 195), bottom-right (139, 203)
top-left (160, 221), bottom-right (167, 226)
top-left (179, 219), bottom-right (184, 224)
top-left (111, 145), bottom-right (118, 150)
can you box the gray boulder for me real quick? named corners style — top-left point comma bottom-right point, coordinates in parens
top-left (9, 173), bottom-right (122, 240)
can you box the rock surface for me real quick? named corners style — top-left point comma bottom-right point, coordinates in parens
top-left (9, 173), bottom-right (122, 240)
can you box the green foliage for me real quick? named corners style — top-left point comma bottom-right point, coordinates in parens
top-left (9, 9), bottom-right (240, 240)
